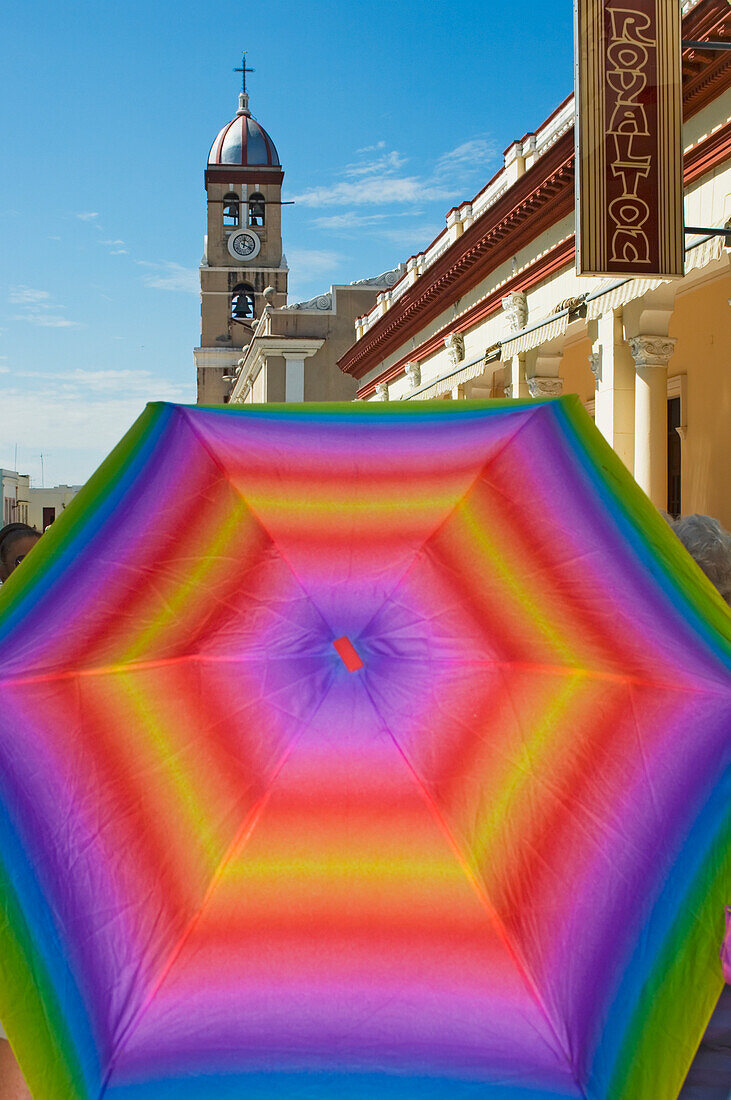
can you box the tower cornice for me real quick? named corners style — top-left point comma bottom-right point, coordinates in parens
top-left (205, 167), bottom-right (284, 187)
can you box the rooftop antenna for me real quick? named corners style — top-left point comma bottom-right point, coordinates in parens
top-left (234, 52), bottom-right (255, 115)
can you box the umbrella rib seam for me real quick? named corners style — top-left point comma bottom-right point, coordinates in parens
top-left (178, 406), bottom-right (339, 638)
top-left (354, 406), bottom-right (546, 645)
top-left (357, 673), bottom-right (588, 1096)
top-left (96, 670), bottom-right (338, 1097)
top-left (1, 655), bottom-right (727, 698)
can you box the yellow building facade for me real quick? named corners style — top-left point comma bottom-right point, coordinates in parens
top-left (339, 0), bottom-right (731, 527)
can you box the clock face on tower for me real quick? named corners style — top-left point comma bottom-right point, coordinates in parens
top-left (227, 229), bottom-right (261, 261)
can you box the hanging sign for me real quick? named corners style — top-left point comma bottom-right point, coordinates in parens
top-left (575, 0), bottom-right (684, 278)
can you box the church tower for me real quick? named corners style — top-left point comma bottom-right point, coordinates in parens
top-left (195, 60), bottom-right (288, 404)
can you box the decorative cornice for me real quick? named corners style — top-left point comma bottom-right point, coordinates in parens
top-left (284, 292), bottom-right (332, 312)
top-left (681, 0), bottom-right (731, 118)
top-left (684, 117), bottom-right (731, 186)
top-left (205, 168), bottom-right (284, 187)
top-left (351, 266), bottom-right (404, 289)
top-left (405, 362), bottom-right (421, 388)
top-left (356, 236), bottom-right (576, 399)
top-left (444, 332), bottom-right (465, 366)
top-left (502, 291), bottom-right (528, 333)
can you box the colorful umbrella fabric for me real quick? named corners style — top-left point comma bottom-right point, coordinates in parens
top-left (0, 398), bottom-right (728, 1100)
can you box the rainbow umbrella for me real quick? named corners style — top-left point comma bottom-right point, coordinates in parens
top-left (0, 399), bottom-right (728, 1100)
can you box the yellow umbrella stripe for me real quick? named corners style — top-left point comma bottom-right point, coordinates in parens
top-left (119, 494), bottom-right (253, 664)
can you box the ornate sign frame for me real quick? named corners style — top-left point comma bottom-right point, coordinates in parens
top-left (575, 0), bottom-right (684, 278)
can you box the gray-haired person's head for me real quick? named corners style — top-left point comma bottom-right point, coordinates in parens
top-left (670, 514), bottom-right (731, 604)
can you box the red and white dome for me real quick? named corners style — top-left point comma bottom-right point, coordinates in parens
top-left (208, 94), bottom-right (279, 168)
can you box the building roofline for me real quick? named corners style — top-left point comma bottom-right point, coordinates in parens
top-left (339, 0), bottom-right (731, 381)
top-left (354, 118), bottom-right (731, 400)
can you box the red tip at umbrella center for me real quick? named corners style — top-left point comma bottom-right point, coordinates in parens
top-left (333, 636), bottom-right (364, 672)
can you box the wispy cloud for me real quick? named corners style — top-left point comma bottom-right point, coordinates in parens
top-left (343, 148), bottom-right (408, 179)
top-left (9, 287), bottom-right (51, 305)
top-left (285, 250), bottom-right (347, 303)
top-left (356, 141), bottom-right (387, 154)
top-left (379, 223), bottom-right (444, 248)
top-left (8, 286), bottom-right (80, 328)
top-left (0, 368), bottom-right (192, 486)
top-left (51, 367), bottom-right (187, 398)
top-left (291, 134), bottom-right (497, 211)
top-left (311, 210), bottom-right (426, 232)
top-left (76, 211), bottom-right (100, 221)
top-left (10, 314), bottom-right (80, 328)
top-left (136, 261), bottom-right (198, 294)
top-left (292, 176), bottom-right (455, 208)
top-left (311, 212), bottom-right (387, 231)
top-left (96, 237), bottom-right (129, 255)
top-left (434, 137), bottom-right (497, 176)
top-left (286, 249), bottom-right (344, 276)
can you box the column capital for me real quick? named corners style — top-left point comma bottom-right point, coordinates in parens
top-left (528, 376), bottom-right (563, 398)
top-left (628, 335), bottom-right (677, 370)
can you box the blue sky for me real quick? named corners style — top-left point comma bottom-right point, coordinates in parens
top-left (0, 0), bottom-right (574, 487)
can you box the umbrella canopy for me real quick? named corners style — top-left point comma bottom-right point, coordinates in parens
top-left (0, 398), bottom-right (728, 1100)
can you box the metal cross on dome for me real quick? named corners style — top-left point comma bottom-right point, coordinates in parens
top-left (234, 52), bottom-right (255, 95)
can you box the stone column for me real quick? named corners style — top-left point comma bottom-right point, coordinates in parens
top-left (283, 354), bottom-right (305, 403)
top-left (259, 357), bottom-right (270, 403)
top-left (591, 309), bottom-right (636, 474)
top-left (629, 336), bottom-right (676, 506)
top-left (504, 355), bottom-right (529, 399)
top-left (501, 292), bottom-right (529, 399)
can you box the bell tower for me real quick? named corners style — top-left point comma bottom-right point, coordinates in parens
top-left (195, 57), bottom-right (288, 404)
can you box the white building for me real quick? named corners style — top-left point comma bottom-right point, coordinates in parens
top-left (1, 470), bottom-right (30, 526)
top-left (0, 471), bottom-right (80, 531)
